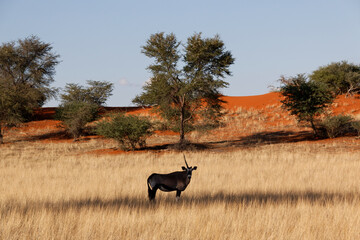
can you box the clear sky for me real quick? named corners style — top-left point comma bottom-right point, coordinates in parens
top-left (1, 0), bottom-right (360, 107)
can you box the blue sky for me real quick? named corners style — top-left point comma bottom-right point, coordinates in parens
top-left (1, 0), bottom-right (360, 107)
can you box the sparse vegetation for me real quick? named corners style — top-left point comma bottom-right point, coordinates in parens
top-left (2, 34), bottom-right (360, 240)
top-left (95, 113), bottom-right (153, 150)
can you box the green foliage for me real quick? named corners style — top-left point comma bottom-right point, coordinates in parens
top-left (310, 61), bottom-right (360, 96)
top-left (60, 80), bottom-right (113, 105)
top-left (0, 36), bottom-right (59, 143)
top-left (56, 102), bottom-right (98, 141)
top-left (319, 115), bottom-right (353, 138)
top-left (95, 114), bottom-right (153, 151)
top-left (57, 80), bottom-right (113, 141)
top-left (133, 32), bottom-right (234, 144)
top-left (280, 74), bottom-right (335, 136)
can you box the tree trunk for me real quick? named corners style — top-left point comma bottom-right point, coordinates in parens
top-left (0, 124), bottom-right (3, 144)
top-left (178, 94), bottom-right (188, 146)
top-left (179, 105), bottom-right (186, 145)
top-left (310, 119), bottom-right (318, 137)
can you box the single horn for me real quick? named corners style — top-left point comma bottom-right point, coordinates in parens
top-left (183, 154), bottom-right (189, 168)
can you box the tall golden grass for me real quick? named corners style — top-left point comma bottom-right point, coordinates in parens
top-left (1, 140), bottom-right (360, 239)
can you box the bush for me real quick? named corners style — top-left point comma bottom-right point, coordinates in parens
top-left (56, 101), bottom-right (98, 141)
top-left (95, 113), bottom-right (153, 151)
top-left (319, 115), bottom-right (353, 138)
top-left (351, 121), bottom-right (360, 137)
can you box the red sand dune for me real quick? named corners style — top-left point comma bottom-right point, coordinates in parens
top-left (222, 92), bottom-right (360, 115)
top-left (222, 92), bottom-right (282, 110)
top-left (331, 95), bottom-right (360, 115)
top-left (6, 92), bottom-right (360, 146)
top-left (31, 93), bottom-right (285, 121)
top-left (34, 92), bottom-right (360, 120)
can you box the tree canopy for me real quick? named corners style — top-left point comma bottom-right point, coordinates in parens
top-left (310, 61), bottom-right (360, 97)
top-left (0, 36), bottom-right (59, 143)
top-left (60, 80), bottom-right (113, 106)
top-left (133, 32), bottom-right (234, 145)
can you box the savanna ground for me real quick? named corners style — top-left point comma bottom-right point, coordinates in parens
top-left (1, 93), bottom-right (360, 239)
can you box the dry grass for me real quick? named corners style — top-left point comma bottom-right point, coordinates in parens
top-left (1, 141), bottom-right (360, 239)
top-left (189, 105), bottom-right (303, 144)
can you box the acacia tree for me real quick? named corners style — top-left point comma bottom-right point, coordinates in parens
top-left (0, 36), bottom-right (59, 143)
top-left (310, 61), bottom-right (360, 97)
top-left (133, 32), bottom-right (234, 146)
top-left (56, 80), bottom-right (113, 141)
top-left (280, 74), bottom-right (335, 136)
top-left (60, 80), bottom-right (113, 106)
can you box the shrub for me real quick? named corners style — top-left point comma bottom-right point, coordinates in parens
top-left (56, 101), bottom-right (98, 141)
top-left (319, 115), bottom-right (353, 138)
top-left (351, 121), bottom-right (360, 137)
top-left (95, 113), bottom-right (153, 151)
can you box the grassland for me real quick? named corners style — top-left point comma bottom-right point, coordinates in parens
top-left (1, 139), bottom-right (360, 239)
top-left (2, 93), bottom-right (360, 239)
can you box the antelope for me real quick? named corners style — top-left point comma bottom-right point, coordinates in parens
top-left (147, 155), bottom-right (197, 201)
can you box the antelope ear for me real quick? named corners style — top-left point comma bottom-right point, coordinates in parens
top-left (193, 166), bottom-right (197, 170)
top-left (182, 166), bottom-right (186, 170)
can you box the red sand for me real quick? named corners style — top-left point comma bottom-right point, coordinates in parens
top-left (222, 92), bottom-right (282, 110)
top-left (5, 92), bottom-right (360, 150)
top-left (26, 93), bottom-right (360, 133)
top-left (332, 95), bottom-right (360, 115)
top-left (28, 93), bottom-right (360, 122)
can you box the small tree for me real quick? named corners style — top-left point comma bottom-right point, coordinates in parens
top-left (95, 113), bottom-right (153, 150)
top-left (280, 74), bottom-right (335, 136)
top-left (310, 61), bottom-right (360, 97)
top-left (57, 80), bottom-right (113, 140)
top-left (56, 102), bottom-right (98, 141)
top-left (0, 36), bottom-right (59, 143)
top-left (133, 32), bottom-right (234, 146)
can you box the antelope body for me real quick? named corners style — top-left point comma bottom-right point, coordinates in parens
top-left (147, 155), bottom-right (197, 201)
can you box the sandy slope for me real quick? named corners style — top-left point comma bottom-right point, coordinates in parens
top-left (4, 92), bottom-right (360, 148)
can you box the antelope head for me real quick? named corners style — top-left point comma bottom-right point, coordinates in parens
top-left (182, 154), bottom-right (197, 179)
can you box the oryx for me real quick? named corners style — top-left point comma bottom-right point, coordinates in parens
top-left (147, 154), bottom-right (197, 201)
